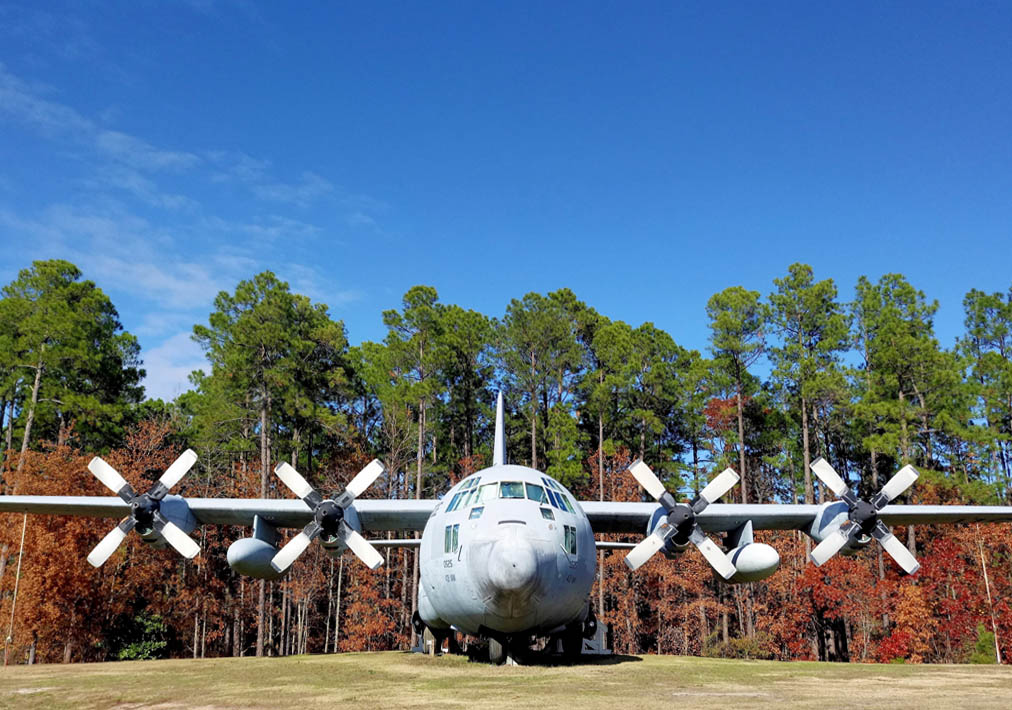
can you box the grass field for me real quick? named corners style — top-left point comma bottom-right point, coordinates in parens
top-left (1, 652), bottom-right (1010, 710)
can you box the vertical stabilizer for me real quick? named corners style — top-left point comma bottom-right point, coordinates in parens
top-left (493, 391), bottom-right (506, 466)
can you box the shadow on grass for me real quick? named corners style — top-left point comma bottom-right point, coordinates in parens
top-left (412, 647), bottom-right (643, 667)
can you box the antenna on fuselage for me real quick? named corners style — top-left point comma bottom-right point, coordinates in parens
top-left (493, 391), bottom-right (506, 466)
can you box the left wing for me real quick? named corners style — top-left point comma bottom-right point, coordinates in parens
top-left (0, 495), bottom-right (437, 531)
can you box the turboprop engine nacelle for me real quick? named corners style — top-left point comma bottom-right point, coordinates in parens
top-left (646, 508), bottom-right (780, 581)
top-left (137, 495), bottom-right (197, 549)
top-left (809, 501), bottom-right (872, 555)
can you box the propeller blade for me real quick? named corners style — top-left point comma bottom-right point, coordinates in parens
top-left (623, 525), bottom-right (669, 571)
top-left (275, 462), bottom-right (315, 501)
top-left (810, 457), bottom-right (850, 498)
top-left (87, 518), bottom-right (135, 567)
top-left (153, 514), bottom-right (200, 559)
top-left (809, 522), bottom-right (854, 566)
top-left (88, 457), bottom-right (133, 499)
top-left (158, 449), bottom-right (198, 491)
top-left (878, 464), bottom-right (919, 504)
top-left (690, 527), bottom-right (736, 580)
top-left (629, 459), bottom-right (667, 501)
top-left (339, 522), bottom-right (384, 569)
top-left (698, 468), bottom-right (739, 506)
top-left (271, 528), bottom-right (316, 573)
top-left (344, 459), bottom-right (385, 500)
top-left (873, 521), bottom-right (920, 574)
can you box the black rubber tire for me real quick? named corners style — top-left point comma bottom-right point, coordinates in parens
top-left (562, 625), bottom-right (583, 661)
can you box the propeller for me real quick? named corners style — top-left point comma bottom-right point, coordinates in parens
top-left (86, 450), bottom-right (201, 567)
top-left (271, 459), bottom-right (386, 573)
top-left (624, 460), bottom-right (739, 579)
top-left (809, 457), bottom-right (920, 574)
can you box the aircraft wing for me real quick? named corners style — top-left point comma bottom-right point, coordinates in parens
top-left (579, 501), bottom-right (1012, 535)
top-left (0, 495), bottom-right (438, 532)
top-left (5, 496), bottom-right (1012, 536)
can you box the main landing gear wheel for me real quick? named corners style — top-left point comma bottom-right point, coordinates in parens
top-left (562, 623), bottom-right (583, 661)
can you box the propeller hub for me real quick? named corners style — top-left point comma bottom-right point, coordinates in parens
top-left (666, 504), bottom-right (693, 529)
top-left (314, 500), bottom-right (344, 541)
top-left (130, 493), bottom-right (159, 533)
top-left (849, 499), bottom-right (877, 530)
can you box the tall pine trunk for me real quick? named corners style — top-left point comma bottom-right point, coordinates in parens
top-left (17, 358), bottom-right (44, 475)
top-left (256, 391), bottom-right (270, 657)
top-left (735, 383), bottom-right (747, 504)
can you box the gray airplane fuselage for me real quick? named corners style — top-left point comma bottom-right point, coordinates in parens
top-left (417, 463), bottom-right (595, 637)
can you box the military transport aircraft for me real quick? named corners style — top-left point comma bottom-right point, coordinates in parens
top-left (2, 392), bottom-right (1012, 664)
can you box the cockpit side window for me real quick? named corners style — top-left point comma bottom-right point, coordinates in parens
top-left (525, 483), bottom-right (546, 502)
top-left (444, 523), bottom-right (460, 553)
top-left (500, 481), bottom-right (525, 499)
top-left (564, 525), bottom-right (577, 555)
top-left (479, 483), bottom-right (498, 503)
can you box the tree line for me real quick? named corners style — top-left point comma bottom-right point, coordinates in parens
top-left (0, 259), bottom-right (1009, 664)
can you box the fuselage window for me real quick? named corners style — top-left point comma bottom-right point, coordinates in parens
top-left (469, 506), bottom-right (484, 519)
top-left (500, 481), bottom-right (525, 499)
top-left (560, 494), bottom-right (575, 513)
top-left (525, 483), bottom-right (546, 502)
top-left (452, 524), bottom-right (459, 552)
top-left (564, 525), bottom-right (577, 555)
top-left (461, 487), bottom-right (479, 507)
top-left (444, 523), bottom-right (460, 553)
top-left (446, 492), bottom-right (463, 513)
top-left (540, 507), bottom-right (555, 520)
top-left (479, 483), bottom-right (498, 503)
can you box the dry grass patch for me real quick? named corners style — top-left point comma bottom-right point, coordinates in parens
top-left (1, 652), bottom-right (1010, 710)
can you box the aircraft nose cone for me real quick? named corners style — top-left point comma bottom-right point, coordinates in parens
top-left (487, 536), bottom-right (538, 592)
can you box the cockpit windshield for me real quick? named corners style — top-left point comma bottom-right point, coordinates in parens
top-left (500, 481), bottom-right (525, 499)
top-left (525, 483), bottom-right (546, 502)
top-left (479, 483), bottom-right (498, 503)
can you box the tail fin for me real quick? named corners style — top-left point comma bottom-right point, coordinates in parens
top-left (493, 391), bottom-right (506, 466)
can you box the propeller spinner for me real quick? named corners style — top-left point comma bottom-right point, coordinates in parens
top-left (87, 449), bottom-right (201, 567)
top-left (624, 460), bottom-right (739, 579)
top-left (809, 457), bottom-right (920, 574)
top-left (270, 459), bottom-right (386, 573)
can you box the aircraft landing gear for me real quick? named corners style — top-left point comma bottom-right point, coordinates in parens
top-left (488, 637), bottom-right (506, 665)
top-left (487, 636), bottom-right (526, 665)
top-left (561, 623), bottom-right (583, 661)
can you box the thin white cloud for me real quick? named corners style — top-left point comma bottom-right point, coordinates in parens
top-left (0, 205), bottom-right (226, 310)
top-left (208, 151), bottom-right (334, 207)
top-left (88, 165), bottom-right (199, 211)
top-left (202, 214), bottom-right (322, 242)
top-left (0, 64), bottom-right (199, 174)
top-left (94, 130), bottom-right (200, 172)
top-left (141, 331), bottom-right (207, 402)
top-left (0, 62), bottom-right (379, 393)
top-left (0, 63), bottom-right (91, 135)
top-left (251, 170), bottom-right (334, 207)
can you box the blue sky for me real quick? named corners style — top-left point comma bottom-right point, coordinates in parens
top-left (1, 2), bottom-right (1010, 400)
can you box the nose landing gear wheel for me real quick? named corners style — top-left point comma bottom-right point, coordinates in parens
top-left (489, 637), bottom-right (506, 665)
